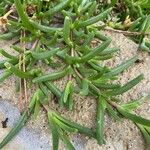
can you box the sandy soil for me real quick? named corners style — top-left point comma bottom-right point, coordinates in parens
top-left (0, 31), bottom-right (150, 150)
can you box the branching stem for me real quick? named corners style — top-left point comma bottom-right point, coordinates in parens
top-left (104, 27), bottom-right (149, 36)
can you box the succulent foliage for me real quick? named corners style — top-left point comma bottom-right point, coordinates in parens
top-left (0, 0), bottom-right (150, 149)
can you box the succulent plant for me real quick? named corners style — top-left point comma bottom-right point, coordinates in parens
top-left (96, 0), bottom-right (150, 52)
top-left (0, 0), bottom-right (150, 149)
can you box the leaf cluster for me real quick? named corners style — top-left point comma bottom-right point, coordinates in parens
top-left (97, 0), bottom-right (150, 52)
top-left (0, 0), bottom-right (149, 149)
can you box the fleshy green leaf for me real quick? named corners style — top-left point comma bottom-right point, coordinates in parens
top-left (121, 100), bottom-right (141, 111)
top-left (108, 74), bottom-right (144, 96)
top-left (63, 16), bottom-right (73, 46)
top-left (77, 7), bottom-right (112, 28)
top-left (44, 0), bottom-right (72, 17)
top-left (106, 103), bottom-right (120, 120)
top-left (30, 21), bottom-right (62, 34)
top-left (136, 124), bottom-right (150, 146)
top-left (93, 82), bottom-right (121, 90)
top-left (14, 0), bottom-right (34, 31)
top-left (33, 99), bottom-right (40, 119)
top-left (11, 45), bottom-right (24, 53)
top-left (59, 131), bottom-right (75, 150)
top-left (0, 59), bottom-right (18, 69)
top-left (82, 32), bottom-right (95, 47)
top-left (31, 48), bottom-right (60, 60)
top-left (104, 56), bottom-right (138, 77)
top-left (78, 2), bottom-right (92, 14)
top-left (80, 39), bottom-right (111, 62)
top-left (0, 30), bottom-right (20, 40)
top-left (45, 82), bottom-right (62, 98)
top-left (0, 70), bottom-right (12, 83)
top-left (5, 62), bottom-right (34, 79)
top-left (117, 106), bottom-right (150, 126)
top-left (140, 15), bottom-right (150, 33)
top-left (53, 116), bottom-right (78, 133)
top-left (68, 91), bottom-right (74, 111)
top-left (53, 112), bottom-right (96, 138)
top-left (88, 1), bottom-right (97, 17)
top-left (32, 66), bottom-right (72, 83)
top-left (99, 47), bottom-right (120, 56)
top-left (48, 112), bottom-right (59, 150)
top-left (95, 31), bottom-right (111, 41)
top-left (0, 49), bottom-right (18, 60)
top-left (96, 96), bottom-right (106, 145)
top-left (62, 81), bottom-right (72, 103)
top-left (80, 78), bottom-right (89, 96)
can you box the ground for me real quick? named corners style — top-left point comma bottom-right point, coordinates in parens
top-left (0, 31), bottom-right (150, 150)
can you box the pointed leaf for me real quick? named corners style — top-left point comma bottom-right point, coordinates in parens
top-left (39, 83), bottom-right (49, 96)
top-left (68, 91), bottom-right (74, 111)
top-left (108, 74), bottom-right (143, 96)
top-left (53, 116), bottom-right (78, 133)
top-left (78, 2), bottom-right (92, 14)
top-left (0, 31), bottom-right (20, 40)
top-left (0, 59), bottom-right (18, 69)
top-left (32, 66), bottom-right (72, 83)
top-left (62, 81), bottom-right (72, 103)
top-left (48, 112), bottom-right (59, 150)
top-left (93, 82), bottom-right (121, 90)
top-left (83, 32), bottom-right (95, 47)
top-left (88, 1), bottom-right (97, 17)
top-left (0, 49), bottom-right (18, 60)
top-left (106, 103), bottom-right (120, 120)
top-left (14, 0), bottom-right (34, 31)
top-left (80, 79), bottom-right (89, 96)
top-left (30, 21), bottom-right (62, 34)
top-left (104, 56), bottom-right (138, 77)
top-left (5, 62), bottom-right (33, 79)
top-left (44, 0), bottom-right (72, 17)
top-left (137, 124), bottom-right (150, 146)
top-left (144, 126), bottom-right (150, 134)
top-left (63, 16), bottom-right (73, 46)
top-left (121, 100), bottom-right (141, 110)
top-left (95, 31), bottom-right (111, 41)
top-left (53, 113), bottom-right (96, 138)
top-left (33, 99), bottom-right (40, 119)
top-left (0, 70), bottom-right (12, 83)
top-left (99, 47), bottom-right (120, 56)
top-left (31, 48), bottom-right (60, 60)
top-left (80, 39), bottom-right (111, 62)
top-left (96, 97), bottom-right (106, 145)
top-left (117, 107), bottom-right (150, 126)
top-left (77, 7), bottom-right (112, 28)
top-left (45, 82), bottom-right (62, 98)
top-left (59, 132), bottom-right (75, 150)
